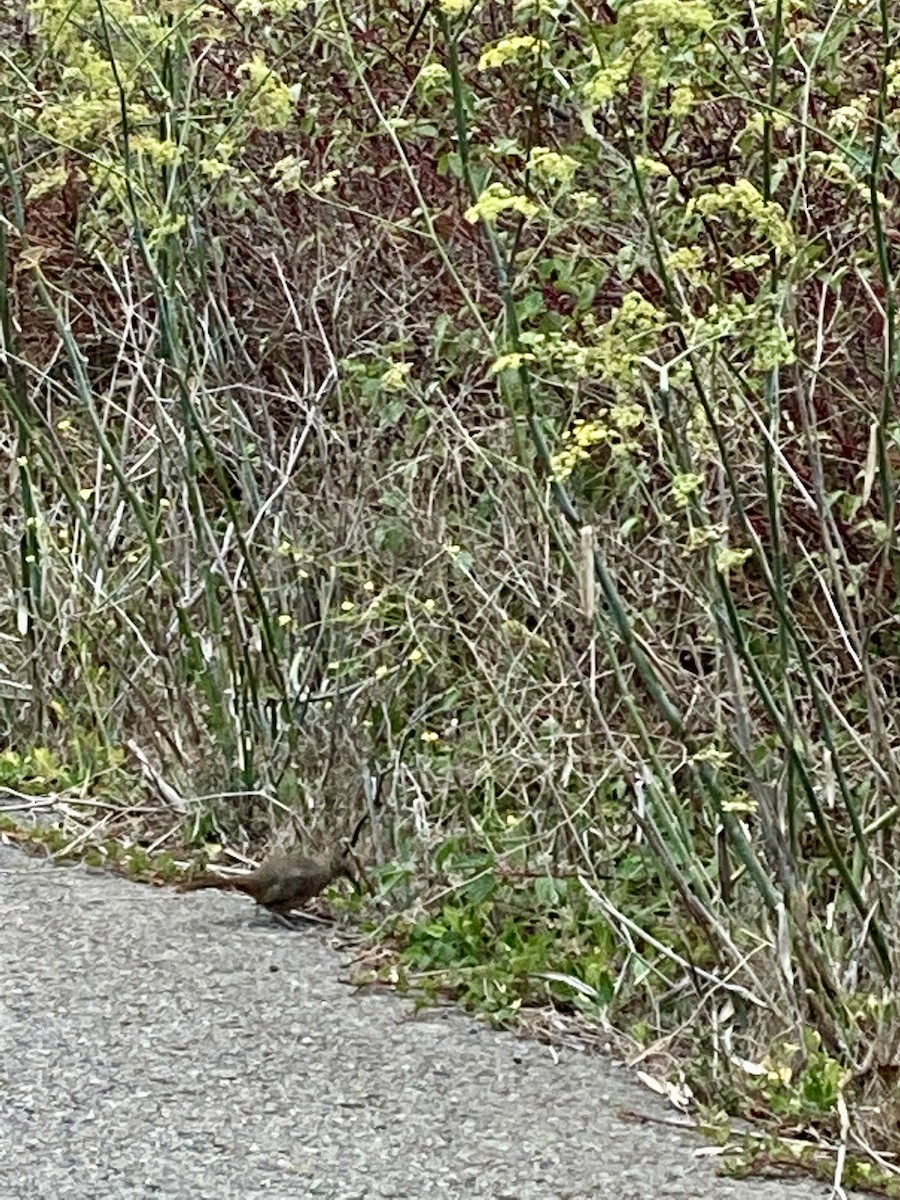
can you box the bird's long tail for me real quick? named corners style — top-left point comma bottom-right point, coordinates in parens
top-left (177, 873), bottom-right (244, 893)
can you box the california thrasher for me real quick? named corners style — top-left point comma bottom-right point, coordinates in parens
top-left (178, 849), bottom-right (353, 925)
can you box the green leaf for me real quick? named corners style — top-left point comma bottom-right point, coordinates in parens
top-left (458, 872), bottom-right (497, 904)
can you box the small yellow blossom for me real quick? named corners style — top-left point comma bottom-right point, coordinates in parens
top-left (528, 146), bottom-right (580, 185)
top-left (583, 59), bottom-right (632, 105)
top-left (277, 613), bottom-right (292, 627)
top-left (417, 63), bottom-right (451, 88)
top-left (25, 163), bottom-right (69, 202)
top-left (633, 156), bottom-right (671, 177)
top-left (420, 730), bottom-right (440, 743)
top-left (721, 793), bottom-right (757, 814)
top-left (146, 216), bottom-right (186, 249)
top-left (514, 0), bottom-right (568, 13)
top-left (374, 664), bottom-right (390, 679)
top-left (490, 352), bottom-right (536, 373)
top-left (827, 100), bottom-right (867, 135)
top-left (130, 136), bottom-right (181, 167)
top-left (363, 580), bottom-right (376, 592)
top-left (716, 547), bottom-right (753, 573)
top-left (199, 158), bottom-right (231, 181)
top-left (693, 744), bottom-right (732, 766)
top-left (571, 190), bottom-right (600, 212)
top-left (686, 524), bottom-right (725, 550)
top-left (669, 85), bottom-right (693, 117)
top-left (408, 647), bottom-right (425, 664)
top-left (237, 55), bottom-right (295, 131)
top-left (271, 154), bottom-right (307, 194)
top-left (479, 35), bottom-right (547, 70)
top-left (665, 246), bottom-right (705, 273)
top-left (380, 362), bottom-right (412, 392)
top-left (340, 600), bottom-right (355, 612)
top-left (609, 403), bottom-right (644, 432)
top-left (689, 179), bottom-right (795, 256)
top-left (550, 419), bottom-right (608, 480)
top-left (312, 170), bottom-right (340, 195)
top-left (465, 182), bottom-right (539, 224)
top-left (671, 472), bottom-right (703, 506)
top-left (751, 322), bottom-right (796, 372)
top-left (622, 0), bottom-right (714, 34)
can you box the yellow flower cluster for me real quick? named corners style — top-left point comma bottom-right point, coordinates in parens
top-left (516, 291), bottom-right (666, 389)
top-left (550, 404), bottom-right (646, 481)
top-left (561, 181), bottom-right (593, 204)
top-left (671, 472), bottom-right (703, 507)
top-left (583, 0), bottom-right (713, 106)
top-left (669, 85), bottom-right (693, 117)
top-left (479, 35), bottom-right (547, 70)
top-left (550, 419), bottom-right (608, 481)
top-left (527, 146), bottom-right (580, 185)
top-left (130, 136), bottom-right (181, 167)
top-left (583, 58), bottom-right (632, 104)
top-left (238, 55), bottom-right (295, 131)
top-left (827, 99), bottom-right (867, 135)
top-left (520, 330), bottom-right (593, 374)
top-left (689, 179), bottom-right (795, 256)
top-left (417, 63), bottom-right (451, 90)
top-left (514, 0), bottom-right (569, 15)
top-left (271, 154), bottom-right (307, 193)
top-left (751, 323), bottom-right (796, 372)
top-left (686, 524), bottom-right (724, 549)
top-left (465, 182), bottom-right (539, 223)
top-left (594, 291), bottom-right (667, 383)
top-left (490, 352), bottom-right (537, 373)
top-left (680, 295), bottom-right (801, 374)
top-left (380, 362), bottom-right (413, 392)
top-left (608, 402), bottom-right (644, 433)
top-left (716, 547), bottom-right (754, 573)
top-left (39, 95), bottom-right (152, 147)
top-left (633, 156), bottom-right (671, 177)
top-left (665, 246), bottom-right (705, 274)
top-left (622, 0), bottom-right (714, 34)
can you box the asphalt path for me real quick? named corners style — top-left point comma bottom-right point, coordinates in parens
top-left (1, 845), bottom-right (843, 1199)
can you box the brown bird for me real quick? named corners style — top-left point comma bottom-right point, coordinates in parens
top-left (178, 849), bottom-right (353, 925)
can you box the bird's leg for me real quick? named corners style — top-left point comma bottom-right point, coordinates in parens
top-left (266, 909), bottom-right (322, 931)
top-left (268, 910), bottom-right (303, 931)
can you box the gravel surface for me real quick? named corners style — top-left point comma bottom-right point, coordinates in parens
top-left (1, 846), bottom-right (842, 1199)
